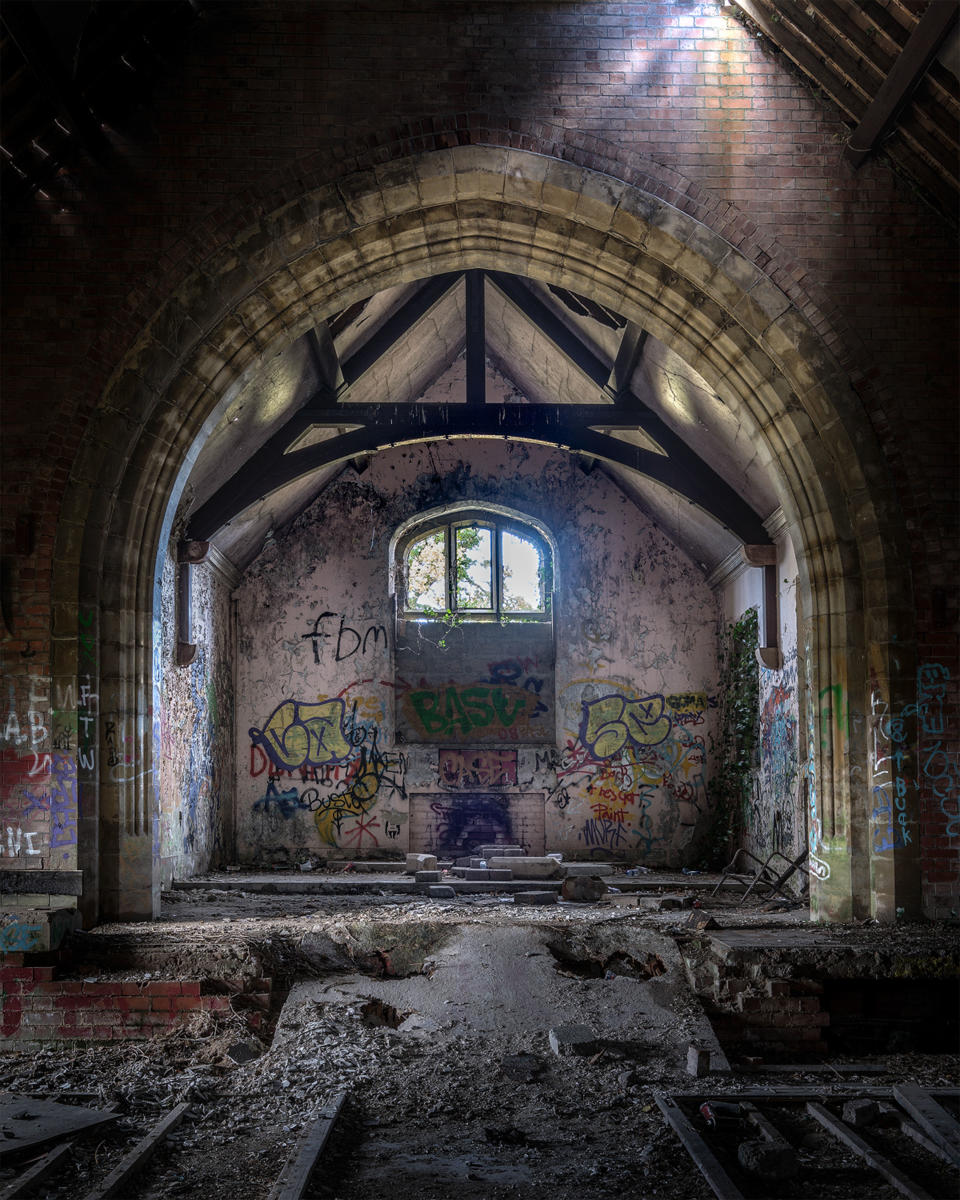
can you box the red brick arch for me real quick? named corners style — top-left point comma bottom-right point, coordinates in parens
top-left (55, 140), bottom-right (916, 924)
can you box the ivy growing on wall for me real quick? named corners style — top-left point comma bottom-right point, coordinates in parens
top-left (704, 606), bottom-right (759, 867)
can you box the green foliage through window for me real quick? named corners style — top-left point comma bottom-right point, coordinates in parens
top-left (402, 515), bottom-right (550, 621)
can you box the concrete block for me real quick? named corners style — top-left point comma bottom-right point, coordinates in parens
top-left (415, 870), bottom-right (443, 883)
top-left (658, 893), bottom-right (694, 911)
top-left (608, 894), bottom-right (640, 907)
top-left (469, 857), bottom-right (485, 868)
top-left (561, 863), bottom-right (613, 877)
top-left (461, 868), bottom-right (490, 880)
top-left (561, 876), bottom-right (608, 902)
top-left (428, 886), bottom-right (457, 900)
top-left (406, 853), bottom-right (437, 874)
top-left (479, 845), bottom-right (525, 858)
top-left (513, 891), bottom-right (558, 906)
top-left (454, 856), bottom-right (474, 867)
top-left (737, 1139), bottom-right (798, 1181)
top-left (548, 1024), bottom-right (598, 1057)
top-left (686, 1043), bottom-right (711, 1076)
top-left (488, 857), bottom-right (560, 879)
top-left (842, 1098), bottom-right (879, 1127)
top-left (488, 869), bottom-right (514, 881)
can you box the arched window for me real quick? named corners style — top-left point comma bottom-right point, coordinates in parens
top-left (400, 512), bottom-right (552, 621)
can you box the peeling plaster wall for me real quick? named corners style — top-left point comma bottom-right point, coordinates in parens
top-left (234, 436), bottom-right (721, 866)
top-left (155, 551), bottom-right (235, 885)
top-left (719, 531), bottom-right (804, 868)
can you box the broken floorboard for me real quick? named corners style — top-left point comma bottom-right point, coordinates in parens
top-left (268, 1091), bottom-right (346, 1200)
top-left (80, 1102), bottom-right (189, 1200)
top-left (657, 1090), bottom-right (960, 1200)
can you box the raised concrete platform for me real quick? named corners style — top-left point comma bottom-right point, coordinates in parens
top-left (171, 869), bottom-right (741, 897)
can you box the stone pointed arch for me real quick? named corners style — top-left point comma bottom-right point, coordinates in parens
top-left (55, 144), bottom-right (917, 924)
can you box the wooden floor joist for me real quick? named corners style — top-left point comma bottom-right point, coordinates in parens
top-left (806, 1101), bottom-right (933, 1200)
top-left (893, 1084), bottom-right (960, 1168)
top-left (654, 1095), bottom-right (744, 1200)
top-left (269, 1091), bottom-right (347, 1200)
top-left (82, 1101), bottom-right (190, 1200)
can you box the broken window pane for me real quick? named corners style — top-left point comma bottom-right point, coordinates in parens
top-left (455, 524), bottom-right (493, 609)
top-left (502, 529), bottom-right (543, 611)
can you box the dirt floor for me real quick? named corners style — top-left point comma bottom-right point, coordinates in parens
top-left (1, 874), bottom-right (958, 1199)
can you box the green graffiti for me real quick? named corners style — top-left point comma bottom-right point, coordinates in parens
top-left (405, 684), bottom-right (540, 740)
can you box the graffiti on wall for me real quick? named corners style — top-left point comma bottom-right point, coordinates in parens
top-left (250, 699), bottom-right (355, 772)
top-left (438, 748), bottom-right (518, 789)
top-left (249, 691), bottom-right (406, 849)
top-left (914, 663), bottom-right (957, 840)
top-left (753, 649), bottom-right (801, 857)
top-left (551, 681), bottom-right (710, 857)
top-left (301, 612), bottom-right (388, 665)
top-left (402, 683), bottom-right (547, 742)
top-left (869, 661), bottom-right (958, 853)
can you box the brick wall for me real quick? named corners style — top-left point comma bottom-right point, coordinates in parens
top-left (408, 791), bottom-right (546, 857)
top-left (1, 2), bottom-right (956, 909)
top-left (0, 958), bottom-right (270, 1047)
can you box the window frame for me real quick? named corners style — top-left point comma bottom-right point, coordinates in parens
top-left (400, 511), bottom-right (553, 623)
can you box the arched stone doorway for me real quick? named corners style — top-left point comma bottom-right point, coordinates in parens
top-left (53, 145), bottom-right (918, 925)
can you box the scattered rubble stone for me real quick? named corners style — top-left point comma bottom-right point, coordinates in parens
top-left (405, 854), bottom-right (438, 874)
top-left (561, 876), bottom-right (608, 902)
top-left (548, 1024), bottom-right (598, 1057)
top-left (513, 891), bottom-right (558, 906)
top-left (226, 1039), bottom-right (264, 1065)
top-left (736, 1138), bottom-right (799, 1180)
top-left (428, 886), bottom-right (457, 900)
top-left (489, 857), bottom-right (560, 878)
top-left (842, 1098), bottom-right (880, 1127)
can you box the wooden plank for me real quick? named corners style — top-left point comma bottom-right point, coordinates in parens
top-left (269, 1092), bottom-right (346, 1200)
top-left (82, 1102), bottom-right (189, 1200)
top-left (655, 1095), bottom-right (744, 1200)
top-left (898, 1115), bottom-right (960, 1167)
top-left (806, 1101), bottom-right (933, 1200)
top-left (1, 1103), bottom-right (119, 1200)
top-left (893, 1084), bottom-right (960, 1168)
top-left (465, 270), bottom-right (485, 406)
top-left (0, 1141), bottom-right (73, 1199)
top-left (845, 1), bottom-right (958, 164)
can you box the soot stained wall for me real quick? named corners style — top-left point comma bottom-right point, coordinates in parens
top-left (155, 549), bottom-right (235, 885)
top-left (234, 438), bottom-right (721, 866)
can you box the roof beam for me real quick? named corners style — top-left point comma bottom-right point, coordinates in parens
top-left (465, 270), bottom-right (486, 406)
top-left (189, 402), bottom-right (770, 545)
top-left (187, 273), bottom-right (462, 539)
top-left (488, 271), bottom-right (610, 390)
top-left (607, 322), bottom-right (648, 399)
top-left (1, 1), bottom-right (111, 162)
top-left (845, 2), bottom-right (958, 167)
top-left (339, 272), bottom-right (462, 388)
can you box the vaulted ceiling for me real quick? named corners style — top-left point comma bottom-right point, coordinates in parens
top-left (3, 1), bottom-right (956, 578)
top-left (180, 270), bottom-right (782, 575)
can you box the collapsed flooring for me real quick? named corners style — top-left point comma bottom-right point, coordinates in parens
top-left (1, 871), bottom-right (958, 1199)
